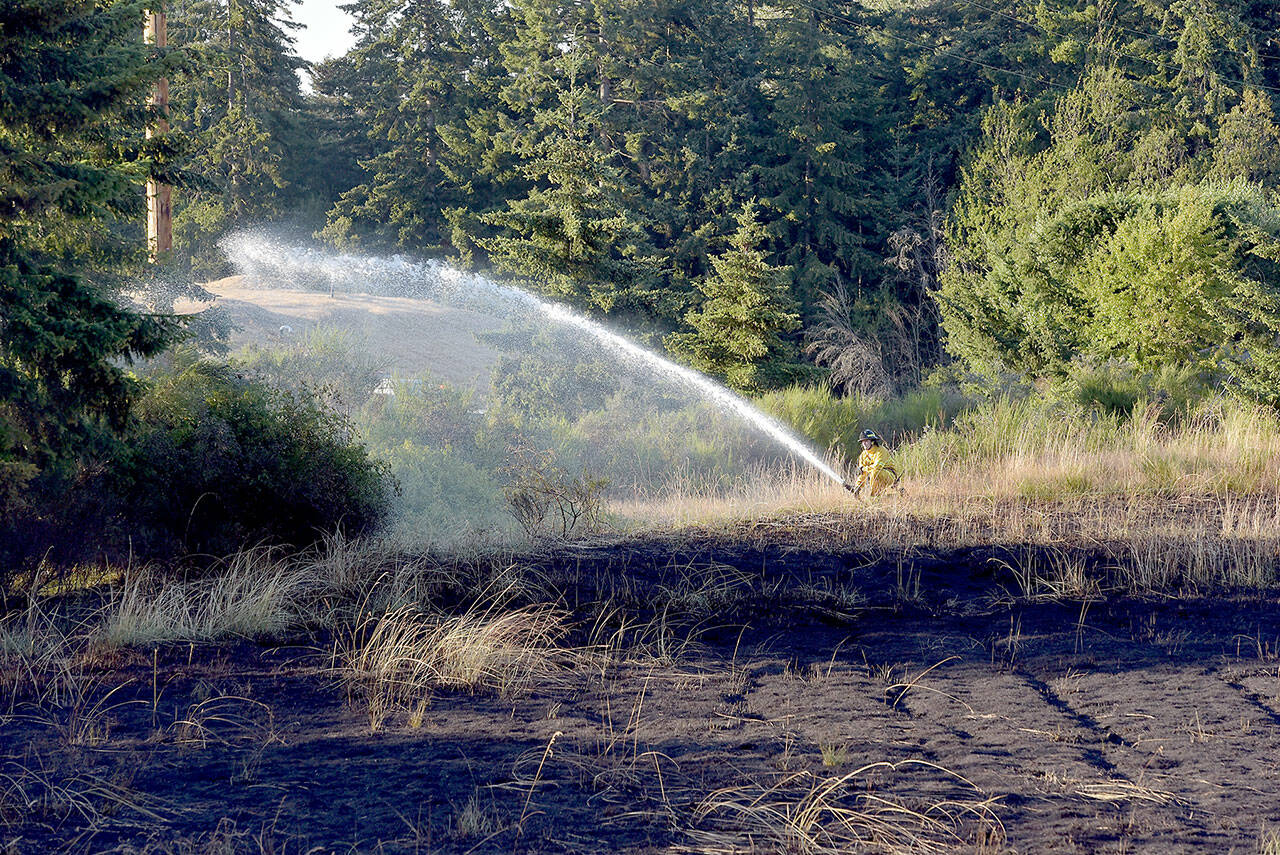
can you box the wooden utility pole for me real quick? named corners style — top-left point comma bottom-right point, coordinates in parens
top-left (145, 7), bottom-right (172, 261)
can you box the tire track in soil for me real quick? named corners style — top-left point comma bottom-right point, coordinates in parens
top-left (878, 653), bottom-right (1170, 854)
top-left (1033, 657), bottom-right (1280, 852)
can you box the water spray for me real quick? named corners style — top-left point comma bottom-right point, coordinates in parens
top-left (222, 233), bottom-right (849, 489)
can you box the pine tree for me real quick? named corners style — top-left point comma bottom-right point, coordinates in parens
top-left (752, 1), bottom-right (888, 313)
top-left (318, 0), bottom-right (513, 251)
top-left (477, 49), bottom-right (659, 319)
top-left (1, 0), bottom-right (178, 511)
top-left (167, 0), bottom-right (309, 271)
top-left (445, 0), bottom-right (759, 329)
top-left (665, 203), bottom-right (809, 392)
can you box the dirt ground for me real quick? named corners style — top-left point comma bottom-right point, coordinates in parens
top-left (5, 533), bottom-right (1280, 854)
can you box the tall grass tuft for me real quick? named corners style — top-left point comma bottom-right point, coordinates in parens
top-left (338, 594), bottom-right (569, 730)
top-left (102, 548), bottom-right (318, 647)
top-left (686, 763), bottom-right (1004, 855)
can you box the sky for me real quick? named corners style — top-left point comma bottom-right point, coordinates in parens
top-left (291, 0), bottom-right (357, 64)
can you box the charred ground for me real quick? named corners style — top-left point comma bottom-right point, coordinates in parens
top-left (4, 506), bottom-right (1280, 854)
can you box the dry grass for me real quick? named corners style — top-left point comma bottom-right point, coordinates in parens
top-left (337, 593), bottom-right (571, 730)
top-left (607, 400), bottom-right (1280, 593)
top-left (611, 462), bottom-right (850, 530)
top-left (102, 548), bottom-right (317, 647)
top-left (615, 472), bottom-right (1280, 594)
top-left (683, 763), bottom-right (1004, 855)
top-left (0, 759), bottom-right (169, 832)
top-left (168, 695), bottom-right (275, 749)
top-left (0, 606), bottom-right (84, 713)
top-left (97, 535), bottom-right (541, 649)
top-left (1070, 778), bottom-right (1179, 806)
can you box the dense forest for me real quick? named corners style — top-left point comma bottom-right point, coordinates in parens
top-left (4, 0), bottom-right (1280, 569)
top-left (164, 0), bottom-right (1280, 397)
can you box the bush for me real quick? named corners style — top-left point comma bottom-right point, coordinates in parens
top-left (235, 326), bottom-right (390, 420)
top-left (1048, 359), bottom-right (1215, 422)
top-left (499, 444), bottom-right (607, 539)
top-left (757, 384), bottom-right (971, 456)
top-left (940, 180), bottom-right (1280, 404)
top-left (555, 393), bottom-right (762, 493)
top-left (376, 440), bottom-right (512, 539)
top-left (359, 375), bottom-right (486, 460)
top-left (119, 360), bottom-right (391, 559)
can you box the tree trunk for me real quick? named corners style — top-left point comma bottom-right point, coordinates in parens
top-left (145, 6), bottom-right (172, 260)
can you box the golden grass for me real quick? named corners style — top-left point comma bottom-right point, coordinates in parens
top-left (1071, 778), bottom-right (1179, 806)
top-left (607, 402), bottom-right (1280, 594)
top-left (337, 594), bottom-right (570, 730)
top-left (612, 399), bottom-right (1280, 539)
top-left (684, 763), bottom-right (1004, 855)
top-left (102, 549), bottom-right (316, 647)
top-left (96, 535), bottom-right (540, 649)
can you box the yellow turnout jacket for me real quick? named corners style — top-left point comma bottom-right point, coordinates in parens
top-left (854, 444), bottom-right (897, 496)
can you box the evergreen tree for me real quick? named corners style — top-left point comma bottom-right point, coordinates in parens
top-left (167, 0), bottom-right (310, 272)
top-left (754, 1), bottom-right (891, 313)
top-left (477, 48), bottom-right (659, 319)
top-left (939, 0), bottom-right (1280, 385)
top-left (1, 0), bottom-right (178, 514)
top-left (318, 0), bottom-right (513, 251)
top-left (666, 203), bottom-right (809, 392)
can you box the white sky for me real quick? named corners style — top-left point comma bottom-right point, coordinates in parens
top-left (291, 0), bottom-right (357, 64)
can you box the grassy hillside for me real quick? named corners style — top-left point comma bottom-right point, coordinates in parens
top-left (177, 276), bottom-right (504, 391)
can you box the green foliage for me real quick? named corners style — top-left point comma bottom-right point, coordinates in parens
top-left (1049, 359), bottom-right (1215, 421)
top-left (317, 0), bottom-right (513, 253)
top-left (941, 181), bottom-right (1280, 402)
top-left (757, 384), bottom-right (970, 459)
top-left (234, 326), bottom-right (389, 419)
top-left (477, 57), bottom-right (659, 319)
top-left (941, 20), bottom-right (1280, 402)
top-left (166, 0), bottom-right (319, 274)
top-left (484, 326), bottom-right (620, 427)
top-left (328, 0), bottom-right (1069, 374)
top-left (666, 204), bottom-right (811, 393)
top-left (0, 0), bottom-right (182, 574)
top-left (895, 395), bottom-right (1097, 479)
top-left (375, 440), bottom-right (511, 539)
top-left (360, 377), bottom-right (484, 458)
top-left (552, 390), bottom-right (765, 493)
top-left (123, 359), bottom-right (391, 558)
top-left (754, 1), bottom-right (890, 312)
top-left (354, 373), bottom-right (513, 538)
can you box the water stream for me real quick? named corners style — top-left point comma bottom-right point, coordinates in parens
top-left (223, 233), bottom-right (846, 486)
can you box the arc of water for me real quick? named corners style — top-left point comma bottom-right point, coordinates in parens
top-left (222, 233), bottom-right (846, 486)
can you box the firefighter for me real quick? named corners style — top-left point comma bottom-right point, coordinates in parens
top-left (851, 429), bottom-right (898, 497)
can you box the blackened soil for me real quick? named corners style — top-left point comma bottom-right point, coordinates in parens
top-left (5, 531), bottom-right (1280, 854)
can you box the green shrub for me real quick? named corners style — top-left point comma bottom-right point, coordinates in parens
top-left (235, 326), bottom-right (390, 419)
top-left (120, 360), bottom-right (391, 558)
top-left (1048, 358), bottom-right (1216, 422)
top-left (376, 440), bottom-right (512, 538)
top-left (757, 384), bottom-right (971, 457)
top-left (941, 178), bottom-right (1280, 405)
top-left (359, 374), bottom-right (487, 460)
top-left (550, 389), bottom-right (774, 494)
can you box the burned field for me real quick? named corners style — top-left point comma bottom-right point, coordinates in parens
top-left (4, 505), bottom-right (1280, 854)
